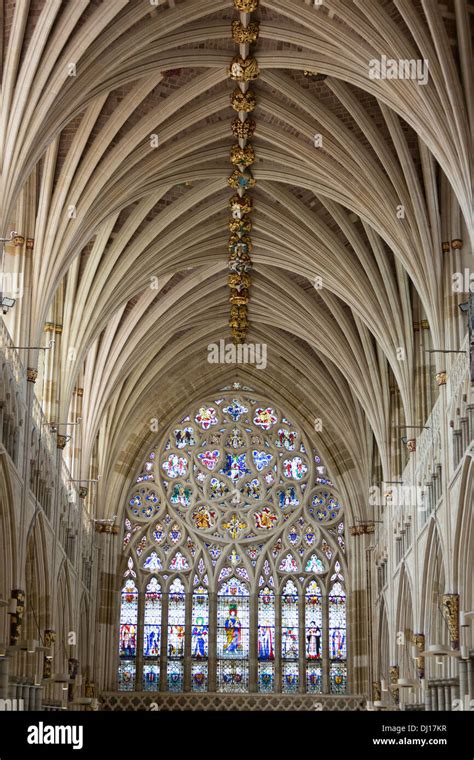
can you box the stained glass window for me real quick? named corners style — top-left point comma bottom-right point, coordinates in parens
top-left (281, 580), bottom-right (299, 658)
top-left (119, 393), bottom-right (349, 695)
top-left (329, 580), bottom-right (347, 694)
top-left (257, 586), bottom-right (275, 692)
top-left (167, 578), bottom-right (185, 691)
top-left (305, 580), bottom-right (323, 693)
top-left (191, 586), bottom-right (209, 691)
top-left (217, 578), bottom-right (249, 692)
top-left (142, 577), bottom-right (161, 690)
top-left (118, 579), bottom-right (138, 691)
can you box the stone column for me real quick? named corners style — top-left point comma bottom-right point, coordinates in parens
top-left (0, 655), bottom-right (10, 699)
top-left (458, 659), bottom-right (468, 706)
top-left (444, 682), bottom-right (451, 710)
top-left (249, 592), bottom-right (257, 692)
top-left (184, 591), bottom-right (192, 692)
top-left (437, 683), bottom-right (445, 711)
top-left (208, 592), bottom-right (217, 692)
top-left (33, 684), bottom-right (43, 710)
top-left (275, 588), bottom-right (281, 693)
top-left (430, 682), bottom-right (438, 710)
top-left (424, 683), bottom-right (432, 711)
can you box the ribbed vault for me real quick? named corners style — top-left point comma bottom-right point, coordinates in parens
top-left (0, 0), bottom-right (470, 524)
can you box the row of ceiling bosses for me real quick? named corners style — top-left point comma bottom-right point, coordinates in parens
top-left (225, 0), bottom-right (329, 346)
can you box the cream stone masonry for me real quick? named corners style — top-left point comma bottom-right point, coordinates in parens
top-left (0, 0), bottom-right (472, 711)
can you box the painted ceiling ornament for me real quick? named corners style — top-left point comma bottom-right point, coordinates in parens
top-left (228, 216), bottom-right (252, 235)
top-left (231, 88), bottom-right (256, 112)
top-left (228, 272), bottom-right (251, 293)
top-left (229, 56), bottom-right (260, 81)
top-left (233, 0), bottom-right (259, 10)
top-left (230, 312), bottom-right (248, 341)
top-left (231, 117), bottom-right (256, 139)
top-left (229, 233), bottom-right (252, 254)
top-left (230, 143), bottom-right (255, 167)
top-left (229, 193), bottom-right (252, 219)
top-left (231, 19), bottom-right (260, 44)
top-left (229, 288), bottom-right (249, 307)
top-left (228, 168), bottom-right (256, 191)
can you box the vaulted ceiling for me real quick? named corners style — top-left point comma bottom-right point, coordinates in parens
top-left (0, 0), bottom-right (471, 518)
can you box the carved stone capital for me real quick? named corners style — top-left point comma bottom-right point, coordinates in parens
top-left (349, 523), bottom-right (375, 536)
top-left (94, 523), bottom-right (119, 534)
top-left (406, 438), bottom-right (416, 453)
top-left (451, 239), bottom-right (463, 250)
top-left (56, 434), bottom-right (68, 450)
top-left (26, 368), bottom-right (38, 383)
top-left (435, 371), bottom-right (447, 386)
top-left (43, 629), bottom-right (56, 648)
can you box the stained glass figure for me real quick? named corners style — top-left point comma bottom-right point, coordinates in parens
top-left (192, 587), bottom-right (209, 660)
top-left (217, 578), bottom-right (249, 659)
top-left (168, 578), bottom-right (186, 670)
top-left (281, 580), bottom-right (299, 660)
top-left (275, 428), bottom-right (297, 450)
top-left (305, 554), bottom-right (325, 574)
top-left (174, 427), bottom-right (195, 448)
top-left (279, 553), bottom-right (299, 572)
top-left (305, 581), bottom-right (322, 660)
top-left (143, 577), bottom-right (162, 659)
top-left (193, 505), bottom-right (216, 530)
top-left (329, 581), bottom-right (347, 660)
top-left (258, 587), bottom-right (275, 661)
top-left (143, 551), bottom-right (162, 571)
top-left (283, 457), bottom-right (308, 480)
top-left (169, 552), bottom-right (189, 571)
top-left (253, 408), bottom-right (278, 430)
top-left (162, 454), bottom-right (188, 479)
top-left (254, 507), bottom-right (278, 530)
top-left (195, 407), bottom-right (218, 429)
top-left (220, 453), bottom-right (250, 481)
top-left (277, 486), bottom-right (299, 508)
top-left (119, 579), bottom-right (138, 658)
top-left (170, 483), bottom-right (192, 507)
